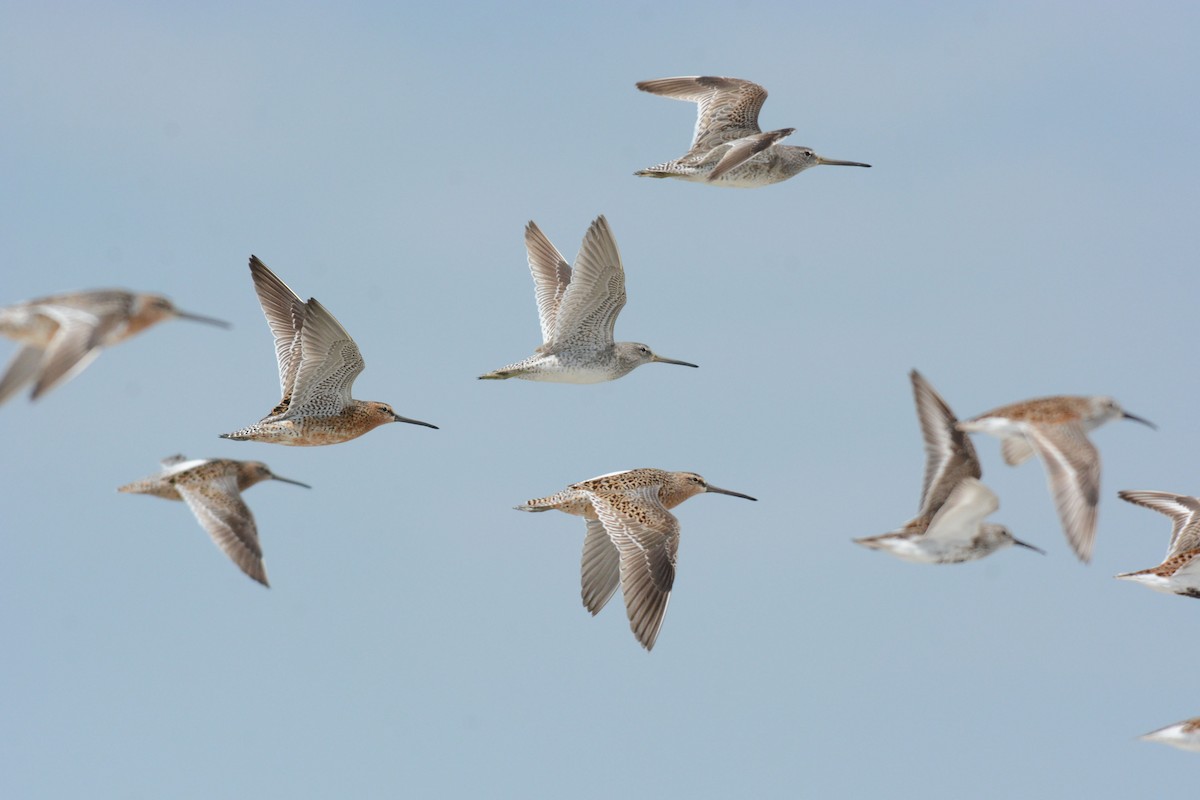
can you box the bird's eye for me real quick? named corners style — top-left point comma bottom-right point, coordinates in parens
top-left (639, 346), bottom-right (650, 354)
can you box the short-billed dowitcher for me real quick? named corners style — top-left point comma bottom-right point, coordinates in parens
top-left (1140, 717), bottom-right (1200, 752)
top-left (118, 455), bottom-right (310, 586)
top-left (957, 395), bottom-right (1155, 563)
top-left (634, 76), bottom-right (870, 187)
top-left (855, 371), bottom-right (1042, 563)
top-left (221, 256), bottom-right (437, 445)
top-left (0, 289), bottom-right (228, 405)
top-left (1115, 490), bottom-right (1200, 598)
top-left (479, 216), bottom-right (698, 383)
top-left (516, 468), bottom-right (756, 651)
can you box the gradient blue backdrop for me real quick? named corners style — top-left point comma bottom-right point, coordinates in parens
top-left (3, 2), bottom-right (1199, 797)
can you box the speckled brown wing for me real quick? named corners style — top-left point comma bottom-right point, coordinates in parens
top-left (580, 518), bottom-right (620, 615)
top-left (174, 467), bottom-right (269, 586)
top-left (585, 485), bottom-right (679, 651)
top-left (286, 298), bottom-right (365, 414)
top-left (1117, 490), bottom-right (1200, 559)
top-left (248, 256), bottom-right (308, 401)
top-left (551, 216), bottom-right (626, 349)
top-left (637, 76), bottom-right (768, 156)
top-left (30, 300), bottom-right (127, 399)
top-left (910, 370), bottom-right (981, 518)
top-left (1024, 422), bottom-right (1100, 562)
top-left (706, 127), bottom-right (795, 181)
top-left (524, 222), bottom-right (573, 347)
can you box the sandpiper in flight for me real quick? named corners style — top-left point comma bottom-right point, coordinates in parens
top-left (221, 256), bottom-right (437, 445)
top-left (516, 468), bottom-right (756, 651)
top-left (634, 76), bottom-right (870, 187)
top-left (0, 289), bottom-right (228, 405)
top-left (957, 395), bottom-right (1154, 562)
top-left (479, 215), bottom-right (698, 383)
top-left (119, 455), bottom-right (310, 586)
top-left (1115, 490), bottom-right (1200, 598)
top-left (855, 370), bottom-right (1042, 563)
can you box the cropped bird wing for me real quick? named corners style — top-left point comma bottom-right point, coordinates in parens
top-left (0, 345), bottom-right (47, 405)
top-left (580, 518), bottom-right (620, 615)
top-left (287, 298), bottom-right (365, 413)
top-left (524, 221), bottom-right (573, 346)
top-left (911, 370), bottom-right (981, 517)
top-left (174, 468), bottom-right (268, 586)
top-left (707, 128), bottom-right (795, 181)
top-left (249, 256), bottom-right (308, 399)
top-left (585, 485), bottom-right (679, 651)
top-left (637, 76), bottom-right (768, 155)
top-left (1001, 436), bottom-right (1036, 466)
top-left (30, 304), bottom-right (115, 399)
top-left (551, 215), bottom-right (626, 348)
top-left (922, 477), bottom-right (998, 544)
top-left (1025, 422), bottom-right (1100, 562)
top-left (1117, 490), bottom-right (1200, 559)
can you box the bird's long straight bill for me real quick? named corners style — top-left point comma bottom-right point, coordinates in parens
top-left (652, 355), bottom-right (699, 368)
top-left (816, 157), bottom-right (871, 168)
top-left (706, 485), bottom-right (757, 501)
top-left (175, 310), bottom-right (232, 328)
top-left (1012, 538), bottom-right (1045, 555)
top-left (1122, 411), bottom-right (1157, 429)
top-left (393, 413), bottom-right (439, 429)
top-left (273, 475), bottom-right (312, 489)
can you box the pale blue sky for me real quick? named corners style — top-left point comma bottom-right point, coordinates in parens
top-left (3, 2), bottom-right (1200, 797)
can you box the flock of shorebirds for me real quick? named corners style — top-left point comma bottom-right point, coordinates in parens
top-left (3, 76), bottom-right (1197, 751)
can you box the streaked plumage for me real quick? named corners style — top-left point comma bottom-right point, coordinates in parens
top-left (118, 455), bottom-right (310, 586)
top-left (1140, 717), bottom-right (1200, 752)
top-left (1115, 490), bottom-right (1200, 598)
top-left (515, 468), bottom-right (756, 651)
top-left (0, 289), bottom-right (228, 405)
top-left (635, 76), bottom-right (870, 187)
top-left (957, 395), bottom-right (1153, 562)
top-left (855, 370), bottom-right (1041, 563)
top-left (479, 216), bottom-right (698, 383)
top-left (221, 256), bottom-right (437, 445)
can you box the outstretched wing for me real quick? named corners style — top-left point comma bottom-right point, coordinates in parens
top-left (922, 478), bottom-right (999, 544)
top-left (585, 485), bottom-right (679, 651)
top-left (910, 370), bottom-right (981, 517)
top-left (551, 215), bottom-right (626, 348)
top-left (524, 221), bottom-right (573, 345)
top-left (175, 468), bottom-right (269, 586)
top-left (1025, 423), bottom-right (1100, 562)
top-left (248, 256), bottom-right (308, 399)
top-left (580, 518), bottom-right (620, 615)
top-left (287, 298), bottom-right (365, 413)
top-left (1117, 490), bottom-right (1200, 560)
top-left (637, 76), bottom-right (768, 155)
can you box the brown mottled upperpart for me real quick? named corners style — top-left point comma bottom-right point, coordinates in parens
top-left (958, 393), bottom-right (1155, 563)
top-left (118, 455), bottom-right (310, 586)
top-left (634, 75), bottom-right (870, 188)
top-left (516, 468), bottom-right (755, 651)
top-left (220, 256), bottom-right (438, 446)
top-left (0, 289), bottom-right (228, 405)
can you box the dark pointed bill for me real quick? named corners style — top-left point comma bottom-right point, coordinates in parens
top-left (175, 309), bottom-right (233, 328)
top-left (1122, 411), bottom-right (1157, 430)
top-left (706, 484), bottom-right (758, 502)
top-left (816, 157), bottom-right (871, 168)
top-left (652, 355), bottom-right (699, 368)
top-left (1012, 537), bottom-right (1046, 555)
top-left (393, 412), bottom-right (439, 429)
top-left (271, 474), bottom-right (312, 489)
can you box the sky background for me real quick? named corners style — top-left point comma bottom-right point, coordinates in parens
top-left (3, 2), bottom-right (1199, 797)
